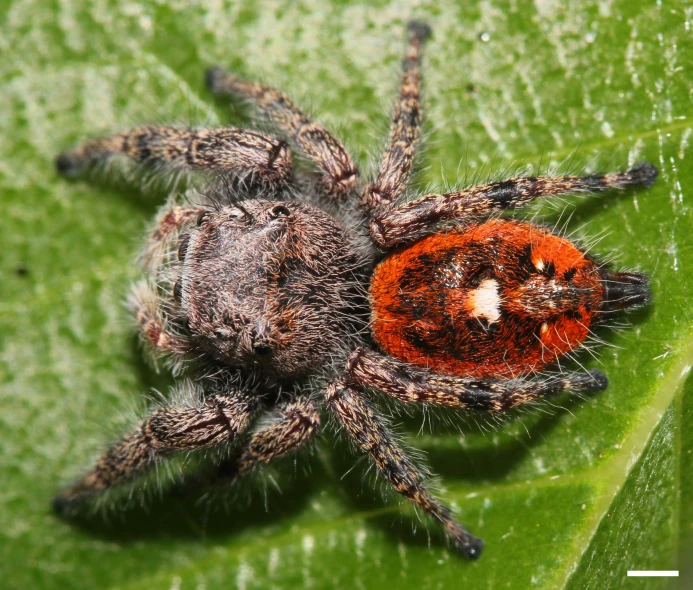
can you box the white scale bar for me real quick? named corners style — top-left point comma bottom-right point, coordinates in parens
top-left (627, 571), bottom-right (679, 577)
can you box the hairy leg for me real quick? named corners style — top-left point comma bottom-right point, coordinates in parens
top-left (371, 162), bottom-right (659, 247)
top-left (140, 203), bottom-right (206, 272)
top-left (234, 398), bottom-right (320, 478)
top-left (148, 205), bottom-right (204, 247)
top-left (345, 348), bottom-right (607, 412)
top-left (326, 378), bottom-right (483, 558)
top-left (54, 382), bottom-right (257, 510)
top-left (188, 397), bottom-right (321, 489)
top-left (56, 126), bottom-right (293, 188)
top-left (129, 279), bottom-right (190, 355)
top-left (362, 21), bottom-right (431, 212)
top-left (206, 68), bottom-right (358, 199)
top-left (125, 203), bottom-right (206, 357)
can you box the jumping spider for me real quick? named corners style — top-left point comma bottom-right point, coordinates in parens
top-left (54, 21), bottom-right (656, 559)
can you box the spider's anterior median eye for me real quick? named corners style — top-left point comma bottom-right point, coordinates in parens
top-left (253, 343), bottom-right (273, 357)
top-left (269, 205), bottom-right (291, 219)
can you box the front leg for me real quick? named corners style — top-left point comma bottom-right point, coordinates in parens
top-left (371, 163), bottom-right (658, 247)
top-left (53, 380), bottom-right (257, 512)
top-left (56, 126), bottom-right (293, 189)
top-left (326, 378), bottom-right (483, 558)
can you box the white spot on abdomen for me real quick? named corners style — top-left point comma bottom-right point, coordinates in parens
top-left (468, 279), bottom-right (501, 323)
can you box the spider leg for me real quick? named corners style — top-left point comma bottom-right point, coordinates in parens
top-left (53, 381), bottom-right (257, 512)
top-left (345, 348), bottom-right (607, 412)
top-left (187, 397), bottom-right (320, 488)
top-left (140, 203), bottom-right (205, 271)
top-left (326, 378), bottom-right (483, 558)
top-left (129, 279), bottom-right (190, 355)
top-left (371, 162), bottom-right (659, 247)
top-left (206, 67), bottom-right (359, 199)
top-left (362, 21), bottom-right (431, 213)
top-left (124, 203), bottom-right (204, 356)
top-left (233, 398), bottom-right (320, 478)
top-left (56, 126), bottom-right (293, 189)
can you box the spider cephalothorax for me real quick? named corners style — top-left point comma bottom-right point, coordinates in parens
top-left (53, 21), bottom-right (655, 560)
top-left (166, 198), bottom-right (367, 379)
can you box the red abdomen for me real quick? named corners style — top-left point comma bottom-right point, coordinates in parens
top-left (370, 219), bottom-right (603, 379)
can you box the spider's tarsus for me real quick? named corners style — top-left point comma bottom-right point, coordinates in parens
top-left (585, 369), bottom-right (609, 392)
top-left (52, 490), bottom-right (83, 518)
top-left (55, 151), bottom-right (84, 177)
top-left (407, 20), bottom-right (432, 42)
top-left (453, 533), bottom-right (484, 560)
top-left (561, 369), bottom-right (608, 394)
top-left (446, 520), bottom-right (484, 559)
top-left (625, 161), bottom-right (659, 188)
top-left (205, 65), bottom-right (227, 94)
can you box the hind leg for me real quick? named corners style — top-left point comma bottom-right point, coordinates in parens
top-left (344, 348), bottom-right (606, 412)
top-left (326, 377), bottom-right (483, 558)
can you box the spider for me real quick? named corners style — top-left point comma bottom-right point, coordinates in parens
top-left (53, 21), bottom-right (656, 559)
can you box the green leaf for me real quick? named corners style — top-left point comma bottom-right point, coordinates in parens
top-left (1, 1), bottom-right (691, 588)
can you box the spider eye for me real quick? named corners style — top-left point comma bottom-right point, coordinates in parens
top-left (197, 211), bottom-right (210, 226)
top-left (178, 236), bottom-right (189, 261)
top-left (269, 205), bottom-right (291, 219)
top-left (228, 207), bottom-right (248, 221)
top-left (253, 343), bottom-right (272, 357)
